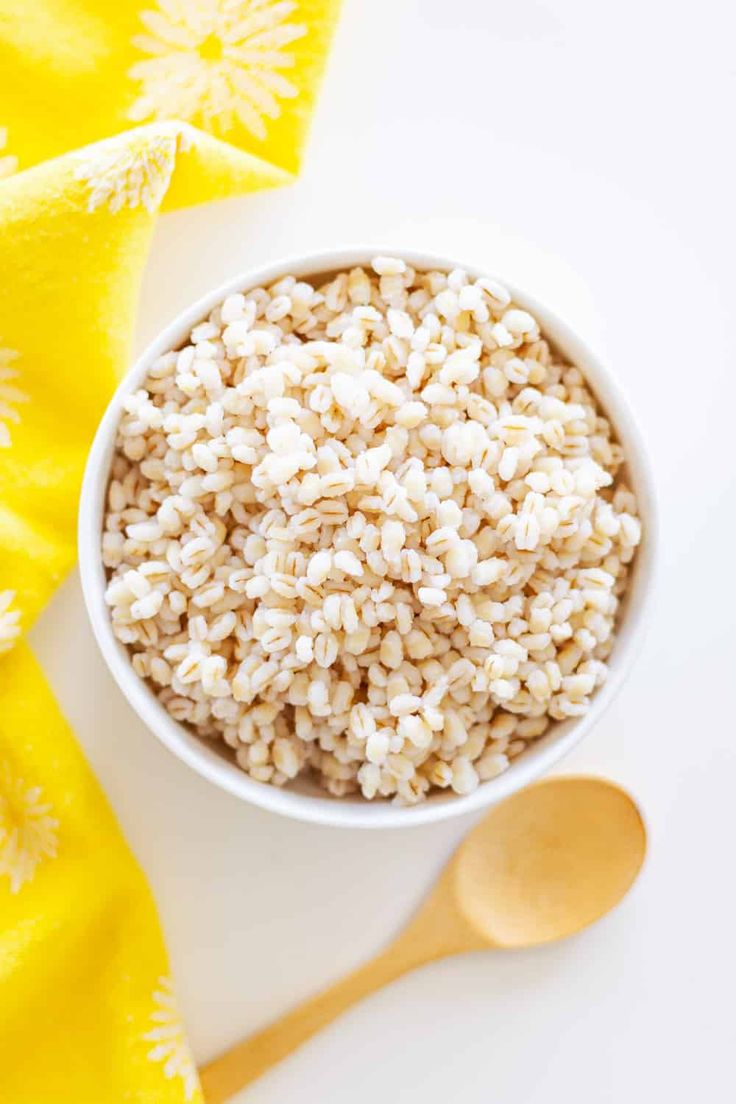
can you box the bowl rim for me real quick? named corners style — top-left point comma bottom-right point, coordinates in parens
top-left (78, 245), bottom-right (658, 829)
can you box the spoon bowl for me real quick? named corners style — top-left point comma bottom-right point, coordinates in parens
top-left (199, 776), bottom-right (646, 1102)
top-left (453, 776), bottom-right (646, 948)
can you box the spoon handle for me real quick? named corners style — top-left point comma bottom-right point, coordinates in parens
top-left (198, 935), bottom-right (429, 1102)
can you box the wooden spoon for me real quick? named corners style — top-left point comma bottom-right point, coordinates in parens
top-left (199, 776), bottom-right (646, 1102)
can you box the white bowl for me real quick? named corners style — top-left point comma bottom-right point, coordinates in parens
top-left (79, 247), bottom-right (657, 829)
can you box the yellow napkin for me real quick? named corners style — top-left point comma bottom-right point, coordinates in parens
top-left (0, 2), bottom-right (340, 1100)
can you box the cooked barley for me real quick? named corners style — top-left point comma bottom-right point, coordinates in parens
top-left (103, 257), bottom-right (641, 805)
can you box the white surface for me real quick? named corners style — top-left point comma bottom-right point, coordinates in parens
top-left (29, 0), bottom-right (736, 1100)
top-left (78, 245), bottom-right (656, 830)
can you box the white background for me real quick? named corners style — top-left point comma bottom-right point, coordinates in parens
top-left (31, 0), bottom-right (736, 1100)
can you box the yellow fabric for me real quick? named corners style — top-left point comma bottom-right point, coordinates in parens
top-left (0, 2), bottom-right (341, 1100)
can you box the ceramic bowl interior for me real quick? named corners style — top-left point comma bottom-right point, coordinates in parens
top-left (78, 247), bottom-right (656, 828)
